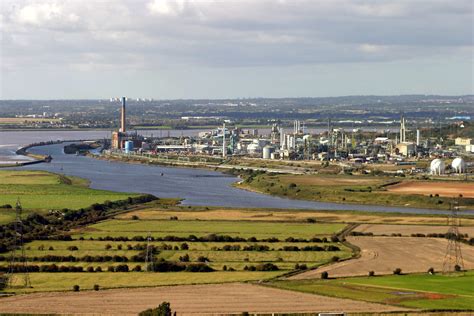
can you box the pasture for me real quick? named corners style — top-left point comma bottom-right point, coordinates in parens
top-left (78, 219), bottom-right (346, 239)
top-left (0, 170), bottom-right (139, 223)
top-left (272, 271), bottom-right (474, 310)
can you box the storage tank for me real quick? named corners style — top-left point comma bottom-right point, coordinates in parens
top-left (124, 140), bottom-right (134, 153)
top-left (430, 158), bottom-right (445, 175)
top-left (247, 142), bottom-right (262, 154)
top-left (451, 157), bottom-right (466, 173)
top-left (262, 146), bottom-right (274, 159)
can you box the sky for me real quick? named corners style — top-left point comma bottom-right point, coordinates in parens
top-left (0, 0), bottom-right (473, 99)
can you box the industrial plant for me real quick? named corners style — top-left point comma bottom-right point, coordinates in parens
top-left (108, 99), bottom-right (472, 176)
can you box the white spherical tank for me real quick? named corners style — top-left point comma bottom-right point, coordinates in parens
top-left (451, 157), bottom-right (466, 174)
top-left (430, 159), bottom-right (445, 175)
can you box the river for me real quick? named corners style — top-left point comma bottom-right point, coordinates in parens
top-left (1, 130), bottom-right (471, 215)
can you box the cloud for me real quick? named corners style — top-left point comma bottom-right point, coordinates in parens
top-left (1, 0), bottom-right (472, 73)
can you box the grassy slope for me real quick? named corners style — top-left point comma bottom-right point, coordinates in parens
top-left (270, 271), bottom-right (474, 310)
top-left (239, 174), bottom-right (473, 210)
top-left (0, 170), bottom-right (139, 224)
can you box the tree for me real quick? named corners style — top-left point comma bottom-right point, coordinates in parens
top-left (321, 271), bottom-right (329, 279)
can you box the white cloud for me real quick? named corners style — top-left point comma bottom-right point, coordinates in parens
top-left (15, 2), bottom-right (62, 25)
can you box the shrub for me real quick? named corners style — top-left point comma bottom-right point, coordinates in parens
top-left (105, 244), bottom-right (112, 250)
top-left (131, 215), bottom-right (140, 220)
top-left (132, 265), bottom-right (142, 272)
top-left (185, 263), bottom-right (214, 272)
top-left (321, 271), bottom-right (329, 279)
top-left (180, 243), bottom-right (189, 250)
top-left (368, 271), bottom-right (375, 277)
top-left (115, 264), bottom-right (129, 272)
top-left (256, 263), bottom-right (279, 271)
top-left (87, 266), bottom-right (95, 272)
top-left (197, 256), bottom-right (209, 262)
top-left (455, 264), bottom-right (462, 272)
top-left (107, 266), bottom-right (115, 272)
top-left (330, 256), bottom-right (340, 262)
top-left (139, 301), bottom-right (172, 316)
top-left (73, 285), bottom-right (80, 292)
top-left (428, 267), bottom-right (435, 274)
top-left (222, 265), bottom-right (227, 271)
top-left (179, 254), bottom-right (190, 262)
top-left (67, 246), bottom-right (79, 251)
top-left (95, 266), bottom-right (102, 272)
top-left (393, 268), bottom-right (402, 275)
top-left (93, 284), bottom-right (100, 291)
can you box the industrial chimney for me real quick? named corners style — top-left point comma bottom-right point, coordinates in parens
top-left (120, 97), bottom-right (126, 132)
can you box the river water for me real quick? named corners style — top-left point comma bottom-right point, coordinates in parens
top-left (1, 130), bottom-right (471, 215)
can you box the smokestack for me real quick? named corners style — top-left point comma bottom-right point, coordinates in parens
top-left (222, 123), bottom-right (227, 158)
top-left (416, 129), bottom-right (420, 146)
top-left (121, 97), bottom-right (126, 132)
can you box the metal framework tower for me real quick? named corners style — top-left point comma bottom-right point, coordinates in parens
top-left (443, 203), bottom-right (464, 273)
top-left (6, 198), bottom-right (32, 288)
top-left (145, 232), bottom-right (153, 272)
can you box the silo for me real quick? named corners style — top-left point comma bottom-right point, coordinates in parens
top-left (124, 140), bottom-right (134, 153)
top-left (262, 146), bottom-right (274, 159)
top-left (451, 157), bottom-right (466, 174)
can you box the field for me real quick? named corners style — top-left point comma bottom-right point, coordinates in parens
top-left (119, 207), bottom-right (474, 226)
top-left (290, 236), bottom-right (474, 279)
top-left (78, 219), bottom-right (345, 239)
top-left (239, 173), bottom-right (474, 210)
top-left (355, 223), bottom-right (474, 236)
top-left (0, 117), bottom-right (61, 124)
top-left (0, 170), bottom-right (139, 224)
top-left (0, 283), bottom-right (401, 315)
top-left (387, 181), bottom-right (474, 198)
top-left (272, 271), bottom-right (474, 310)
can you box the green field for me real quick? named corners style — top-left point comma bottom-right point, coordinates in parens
top-left (77, 219), bottom-right (345, 239)
top-left (0, 170), bottom-right (139, 224)
top-left (270, 271), bottom-right (474, 310)
top-left (7, 271), bottom-right (283, 293)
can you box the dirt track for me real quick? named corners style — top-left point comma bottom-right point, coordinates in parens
top-left (355, 224), bottom-right (474, 236)
top-left (290, 236), bottom-right (474, 279)
top-left (0, 283), bottom-right (402, 315)
top-left (387, 181), bottom-right (474, 198)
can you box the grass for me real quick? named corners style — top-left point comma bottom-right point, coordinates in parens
top-left (270, 271), bottom-right (474, 310)
top-left (78, 219), bottom-right (346, 239)
top-left (119, 207), bottom-right (474, 225)
top-left (0, 170), bottom-right (139, 223)
top-left (6, 271), bottom-right (283, 293)
top-left (239, 173), bottom-right (474, 210)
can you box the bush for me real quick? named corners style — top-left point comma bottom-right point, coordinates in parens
top-left (180, 243), bottom-right (189, 250)
top-left (93, 284), bottom-right (100, 291)
top-left (115, 264), bottom-right (129, 272)
top-left (67, 246), bottom-right (79, 251)
top-left (185, 263), bottom-right (214, 272)
top-left (321, 271), bottom-right (329, 279)
top-left (73, 285), bottom-right (80, 292)
top-left (132, 215), bottom-right (140, 220)
top-left (368, 271), bottom-right (375, 277)
top-left (427, 267), bottom-right (435, 274)
top-left (455, 264), bottom-right (462, 272)
top-left (95, 266), bottom-right (102, 272)
top-left (139, 301), bottom-right (172, 316)
top-left (393, 268), bottom-right (402, 275)
top-left (87, 266), bottom-right (95, 272)
top-left (256, 263), bottom-right (279, 271)
top-left (179, 254), bottom-right (190, 262)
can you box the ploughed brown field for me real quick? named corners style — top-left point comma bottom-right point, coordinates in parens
top-left (0, 283), bottom-right (403, 315)
top-left (355, 224), bottom-right (474, 236)
top-left (386, 181), bottom-right (474, 198)
top-left (290, 236), bottom-right (474, 279)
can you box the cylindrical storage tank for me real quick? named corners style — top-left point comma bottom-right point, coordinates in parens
top-left (451, 157), bottom-right (466, 174)
top-left (262, 146), bottom-right (274, 159)
top-left (124, 140), bottom-right (134, 153)
top-left (430, 158), bottom-right (445, 175)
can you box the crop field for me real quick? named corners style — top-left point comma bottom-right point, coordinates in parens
top-left (291, 236), bottom-right (474, 279)
top-left (0, 283), bottom-right (401, 315)
top-left (78, 219), bottom-right (346, 239)
top-left (239, 173), bottom-right (474, 210)
top-left (0, 170), bottom-right (138, 223)
top-left (272, 271), bottom-right (474, 310)
top-left (386, 180), bottom-right (474, 198)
